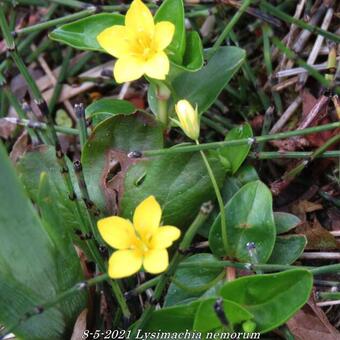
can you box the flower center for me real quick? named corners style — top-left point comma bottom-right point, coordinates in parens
top-left (132, 34), bottom-right (155, 61)
top-left (130, 233), bottom-right (151, 255)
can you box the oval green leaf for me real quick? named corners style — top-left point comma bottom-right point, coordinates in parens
top-left (120, 151), bottom-right (225, 228)
top-left (274, 212), bottom-right (301, 234)
top-left (194, 298), bottom-right (253, 333)
top-left (155, 0), bottom-right (185, 64)
top-left (49, 13), bottom-right (124, 51)
top-left (172, 46), bottom-right (245, 113)
top-left (220, 269), bottom-right (313, 333)
top-left (209, 180), bottom-right (276, 262)
top-left (219, 123), bottom-right (253, 174)
top-left (164, 254), bottom-right (224, 307)
top-left (81, 113), bottom-right (164, 213)
top-left (268, 235), bottom-right (307, 265)
top-left (85, 98), bottom-right (136, 126)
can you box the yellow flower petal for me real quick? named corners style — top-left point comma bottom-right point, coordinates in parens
top-left (108, 249), bottom-right (142, 278)
top-left (151, 226), bottom-right (181, 249)
top-left (133, 195), bottom-right (162, 240)
top-left (97, 216), bottom-right (135, 249)
top-left (154, 21), bottom-right (175, 51)
top-left (113, 56), bottom-right (145, 83)
top-left (96, 25), bottom-right (130, 58)
top-left (143, 249), bottom-right (169, 274)
top-left (125, 0), bottom-right (154, 36)
top-left (144, 51), bottom-right (169, 80)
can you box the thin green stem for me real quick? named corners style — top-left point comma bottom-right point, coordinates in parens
top-left (3, 88), bottom-right (39, 142)
top-left (1, 274), bottom-right (109, 337)
top-left (318, 292), bottom-right (340, 300)
top-left (261, 1), bottom-right (340, 44)
top-left (143, 122), bottom-right (340, 157)
top-left (207, 0), bottom-right (253, 60)
top-left (4, 117), bottom-right (79, 135)
top-left (130, 203), bottom-right (212, 337)
top-left (197, 140), bottom-right (228, 254)
top-left (0, 6), bottom-right (130, 319)
top-left (15, 9), bottom-right (95, 35)
top-left (249, 150), bottom-right (340, 159)
top-left (75, 103), bottom-right (88, 149)
top-left (284, 133), bottom-right (340, 180)
top-left (48, 47), bottom-right (72, 112)
top-left (127, 277), bottom-right (160, 297)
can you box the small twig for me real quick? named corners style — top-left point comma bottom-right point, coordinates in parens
top-left (298, 6), bottom-right (334, 87)
top-left (317, 300), bottom-right (340, 307)
top-left (275, 59), bottom-right (340, 78)
top-left (300, 252), bottom-right (340, 260)
top-left (270, 97), bottom-right (302, 134)
top-left (297, 95), bottom-right (329, 130)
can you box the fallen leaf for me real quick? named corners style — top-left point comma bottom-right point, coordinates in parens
top-left (297, 217), bottom-right (340, 250)
top-left (287, 291), bottom-right (339, 340)
top-left (10, 131), bottom-right (28, 163)
top-left (71, 309), bottom-right (88, 340)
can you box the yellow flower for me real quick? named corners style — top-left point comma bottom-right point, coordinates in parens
top-left (97, 196), bottom-right (181, 279)
top-left (174, 99), bottom-right (200, 141)
top-left (97, 0), bottom-right (175, 83)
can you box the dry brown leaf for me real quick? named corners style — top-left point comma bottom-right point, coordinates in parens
top-left (10, 131), bottom-right (28, 163)
top-left (287, 292), bottom-right (339, 340)
top-left (0, 118), bottom-right (16, 139)
top-left (297, 217), bottom-right (340, 250)
top-left (71, 309), bottom-right (88, 340)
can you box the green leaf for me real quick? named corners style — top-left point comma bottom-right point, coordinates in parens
top-left (155, 0), bottom-right (185, 64)
top-left (274, 212), bottom-right (301, 234)
top-left (209, 181), bottom-right (276, 262)
top-left (81, 113), bottom-right (164, 213)
top-left (219, 123), bottom-right (253, 174)
top-left (85, 98), bottom-right (136, 126)
top-left (172, 46), bottom-right (245, 113)
top-left (49, 13), bottom-right (124, 51)
top-left (220, 269), bottom-right (313, 333)
top-left (164, 254), bottom-right (224, 307)
top-left (268, 235), bottom-right (307, 265)
top-left (0, 143), bottom-right (85, 340)
top-left (143, 301), bottom-right (199, 332)
top-left (194, 298), bottom-right (253, 333)
top-left (199, 165), bottom-right (259, 239)
top-left (173, 31), bottom-right (204, 72)
top-left (17, 146), bottom-right (86, 236)
top-left (120, 151), bottom-right (225, 228)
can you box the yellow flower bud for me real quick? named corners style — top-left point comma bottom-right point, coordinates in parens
top-left (175, 99), bottom-right (200, 141)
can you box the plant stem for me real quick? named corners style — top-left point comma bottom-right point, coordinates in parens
top-left (14, 8), bottom-right (95, 35)
top-left (0, 5), bottom-right (130, 319)
top-left (283, 133), bottom-right (340, 180)
top-left (0, 274), bottom-right (109, 338)
top-left (48, 46), bottom-right (72, 112)
top-left (261, 1), bottom-right (340, 43)
top-left (318, 292), bottom-right (340, 300)
top-left (179, 261), bottom-right (340, 276)
top-left (207, 0), bottom-right (253, 60)
top-left (126, 277), bottom-right (160, 298)
top-left (249, 150), bottom-right (340, 159)
top-left (271, 36), bottom-right (334, 91)
top-left (143, 122), bottom-right (340, 157)
top-left (196, 140), bottom-right (228, 254)
top-left (74, 103), bottom-right (88, 149)
top-left (130, 202), bottom-right (212, 337)
top-left (4, 117), bottom-right (79, 135)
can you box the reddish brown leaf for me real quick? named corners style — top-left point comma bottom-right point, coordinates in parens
top-left (287, 292), bottom-right (339, 340)
top-left (297, 217), bottom-right (340, 250)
